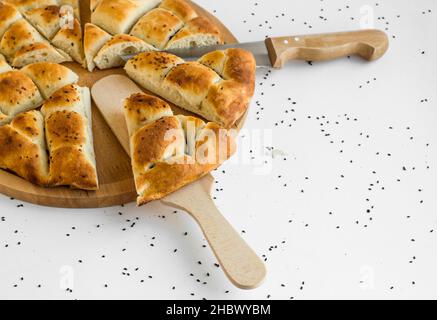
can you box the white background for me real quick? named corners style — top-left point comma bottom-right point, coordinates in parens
top-left (1, 0), bottom-right (436, 300)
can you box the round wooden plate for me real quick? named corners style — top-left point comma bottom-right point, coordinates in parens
top-left (0, 0), bottom-right (239, 208)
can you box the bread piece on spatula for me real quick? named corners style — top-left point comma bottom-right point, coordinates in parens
top-left (124, 49), bottom-right (256, 128)
top-left (41, 84), bottom-right (98, 190)
top-left (0, 110), bottom-right (49, 186)
top-left (21, 62), bottom-right (79, 99)
top-left (94, 34), bottom-right (155, 70)
top-left (84, 23), bottom-right (112, 72)
top-left (0, 70), bottom-right (43, 125)
top-left (124, 92), bottom-right (236, 205)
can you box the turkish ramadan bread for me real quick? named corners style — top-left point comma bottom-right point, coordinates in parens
top-left (0, 0), bottom-right (83, 66)
top-left (125, 48), bottom-right (256, 128)
top-left (0, 62), bottom-right (98, 190)
top-left (124, 92), bottom-right (236, 205)
top-left (86, 0), bottom-right (224, 71)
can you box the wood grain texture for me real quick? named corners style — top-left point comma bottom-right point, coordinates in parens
top-left (0, 0), bottom-right (239, 208)
top-left (265, 29), bottom-right (389, 68)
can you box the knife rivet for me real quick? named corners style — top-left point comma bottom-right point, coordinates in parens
top-left (283, 40), bottom-right (289, 44)
top-left (294, 37), bottom-right (300, 41)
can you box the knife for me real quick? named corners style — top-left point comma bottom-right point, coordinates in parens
top-left (122, 29), bottom-right (389, 68)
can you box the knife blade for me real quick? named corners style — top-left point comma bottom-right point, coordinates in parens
top-left (121, 41), bottom-right (272, 67)
top-left (121, 30), bottom-right (389, 68)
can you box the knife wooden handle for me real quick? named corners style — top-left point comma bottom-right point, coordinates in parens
top-left (265, 29), bottom-right (389, 68)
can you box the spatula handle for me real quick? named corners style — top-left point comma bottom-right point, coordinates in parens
top-left (265, 29), bottom-right (389, 68)
top-left (162, 188), bottom-right (266, 290)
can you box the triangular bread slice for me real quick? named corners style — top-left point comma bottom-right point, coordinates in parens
top-left (94, 34), bottom-right (155, 70)
top-left (124, 92), bottom-right (236, 205)
top-left (165, 16), bottom-right (224, 50)
top-left (57, 0), bottom-right (81, 21)
top-left (21, 62), bottom-right (79, 99)
top-left (0, 110), bottom-right (49, 186)
top-left (41, 84), bottom-right (99, 190)
top-left (84, 23), bottom-right (112, 72)
top-left (0, 70), bottom-right (43, 125)
top-left (52, 18), bottom-right (85, 65)
top-left (91, 0), bottom-right (161, 35)
top-left (0, 1), bottom-right (22, 39)
top-left (12, 42), bottom-right (72, 68)
top-left (124, 49), bottom-right (256, 128)
top-left (23, 5), bottom-right (62, 39)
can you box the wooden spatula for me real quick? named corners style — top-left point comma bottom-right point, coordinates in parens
top-left (91, 75), bottom-right (267, 290)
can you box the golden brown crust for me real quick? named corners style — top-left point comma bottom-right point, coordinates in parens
top-left (164, 61), bottom-right (220, 107)
top-left (42, 84), bottom-right (98, 190)
top-left (124, 92), bottom-right (236, 205)
top-left (0, 110), bottom-right (49, 186)
top-left (0, 1), bottom-right (22, 38)
top-left (166, 16), bottom-right (224, 49)
top-left (52, 18), bottom-right (84, 65)
top-left (4, 0), bottom-right (57, 13)
top-left (159, 0), bottom-right (197, 22)
top-left (124, 92), bottom-right (173, 135)
top-left (20, 62), bottom-right (79, 99)
top-left (45, 110), bottom-right (86, 150)
top-left (132, 116), bottom-right (182, 170)
top-left (91, 0), bottom-right (160, 35)
top-left (84, 23), bottom-right (112, 71)
top-left (23, 5), bottom-right (61, 39)
top-left (125, 49), bottom-right (256, 128)
top-left (130, 8), bottom-right (184, 49)
top-left (48, 145), bottom-right (98, 190)
top-left (0, 53), bottom-right (12, 73)
top-left (0, 19), bottom-right (46, 59)
top-left (0, 70), bottom-right (43, 119)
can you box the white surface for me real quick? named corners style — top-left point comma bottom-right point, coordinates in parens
top-left (1, 0), bottom-right (436, 300)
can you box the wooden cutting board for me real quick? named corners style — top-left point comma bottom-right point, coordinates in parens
top-left (0, 0), bottom-right (240, 208)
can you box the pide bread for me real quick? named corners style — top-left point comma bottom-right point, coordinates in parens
top-left (124, 92), bottom-right (236, 205)
top-left (21, 62), bottom-right (79, 99)
top-left (0, 110), bottom-right (49, 186)
top-left (93, 34), bottom-right (155, 70)
top-left (84, 23), bottom-right (111, 71)
top-left (51, 18), bottom-right (85, 66)
top-left (0, 0), bottom-right (84, 66)
top-left (0, 62), bottom-right (98, 190)
top-left (41, 84), bottom-right (98, 190)
top-left (125, 49), bottom-right (256, 128)
top-left (0, 70), bottom-right (43, 125)
top-left (0, 53), bottom-right (12, 73)
top-left (0, 0), bottom-right (225, 69)
top-left (86, 0), bottom-right (224, 70)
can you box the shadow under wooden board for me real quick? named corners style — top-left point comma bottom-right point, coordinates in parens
top-left (0, 0), bottom-right (241, 208)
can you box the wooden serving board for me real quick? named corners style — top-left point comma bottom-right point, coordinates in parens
top-left (0, 0), bottom-right (240, 208)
